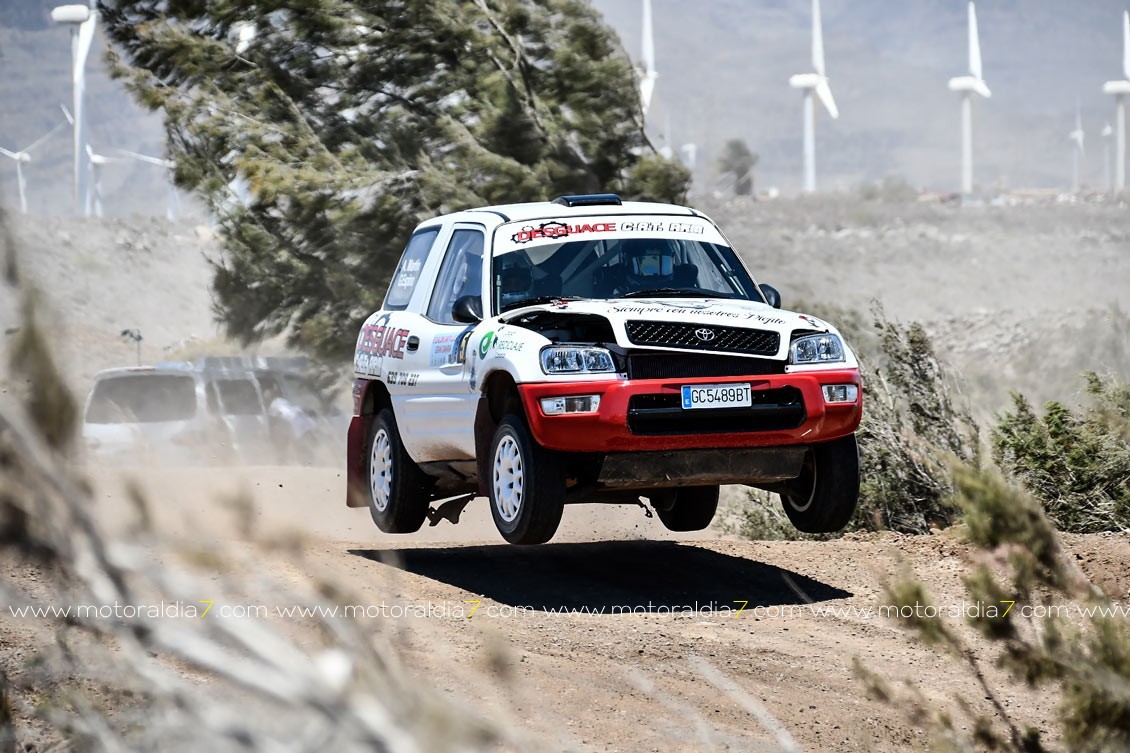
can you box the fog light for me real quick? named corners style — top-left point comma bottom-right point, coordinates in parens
top-left (540, 395), bottom-right (601, 415)
top-left (822, 384), bottom-right (858, 404)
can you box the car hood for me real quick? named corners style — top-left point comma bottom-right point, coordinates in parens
top-left (501, 297), bottom-right (836, 359)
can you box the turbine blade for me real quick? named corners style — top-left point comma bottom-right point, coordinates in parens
top-left (812, 0), bottom-right (826, 76)
top-left (969, 2), bottom-right (983, 81)
top-left (60, 103), bottom-right (73, 125)
top-left (116, 148), bottom-right (173, 167)
top-left (640, 73), bottom-right (657, 115)
top-left (641, 0), bottom-right (655, 73)
top-left (0, 147), bottom-right (18, 159)
top-left (22, 121), bottom-right (67, 154)
top-left (1124, 10), bottom-right (1130, 80)
top-left (74, 11), bottom-right (97, 80)
top-left (815, 79), bottom-right (839, 119)
top-left (972, 79), bottom-right (991, 99)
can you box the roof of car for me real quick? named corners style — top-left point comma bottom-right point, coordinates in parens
top-left (420, 197), bottom-right (703, 228)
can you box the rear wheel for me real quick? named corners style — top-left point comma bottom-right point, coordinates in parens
top-left (653, 486), bottom-right (720, 532)
top-left (366, 408), bottom-right (430, 533)
top-left (489, 414), bottom-right (565, 545)
top-left (780, 434), bottom-right (860, 533)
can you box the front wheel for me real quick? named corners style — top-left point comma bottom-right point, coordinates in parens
top-left (779, 433), bottom-right (860, 533)
top-left (366, 408), bottom-right (430, 533)
top-left (653, 486), bottom-right (720, 532)
top-left (489, 414), bottom-right (565, 545)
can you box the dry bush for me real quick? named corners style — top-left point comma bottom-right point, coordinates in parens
top-left (731, 304), bottom-right (980, 539)
top-left (860, 466), bottom-right (1130, 752)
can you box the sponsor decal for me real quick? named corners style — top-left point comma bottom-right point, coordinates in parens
top-left (429, 333), bottom-right (459, 367)
top-left (358, 324), bottom-right (410, 359)
top-left (609, 302), bottom-right (787, 326)
top-left (385, 371), bottom-right (419, 387)
top-left (355, 353), bottom-right (382, 377)
top-left (509, 220), bottom-right (618, 245)
top-left (618, 220), bottom-right (705, 235)
top-left (478, 331), bottom-right (495, 358)
top-left (492, 337), bottom-right (524, 353)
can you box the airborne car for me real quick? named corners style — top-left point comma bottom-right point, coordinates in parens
top-left (346, 195), bottom-right (862, 544)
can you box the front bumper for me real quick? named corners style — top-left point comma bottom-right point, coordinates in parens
top-left (518, 369), bottom-right (862, 453)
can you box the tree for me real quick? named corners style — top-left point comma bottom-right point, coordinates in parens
top-left (99, 0), bottom-right (688, 363)
top-left (715, 138), bottom-right (759, 196)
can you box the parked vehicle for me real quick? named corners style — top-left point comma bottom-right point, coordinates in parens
top-left (346, 194), bottom-right (863, 544)
top-left (82, 358), bottom-right (339, 465)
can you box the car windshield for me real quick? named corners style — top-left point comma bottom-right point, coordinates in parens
top-left (85, 374), bottom-right (197, 424)
top-left (492, 235), bottom-right (762, 313)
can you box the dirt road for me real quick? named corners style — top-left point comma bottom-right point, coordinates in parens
top-left (73, 465), bottom-right (1130, 752)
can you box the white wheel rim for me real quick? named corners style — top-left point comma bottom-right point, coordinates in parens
top-left (493, 435), bottom-right (524, 523)
top-left (787, 461), bottom-right (817, 513)
top-left (370, 428), bottom-right (392, 512)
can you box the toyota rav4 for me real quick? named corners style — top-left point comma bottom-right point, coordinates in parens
top-left (346, 194), bottom-right (863, 544)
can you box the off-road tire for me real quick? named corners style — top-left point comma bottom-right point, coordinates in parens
top-left (489, 414), bottom-right (565, 545)
top-left (366, 408), bottom-right (430, 533)
top-left (654, 486), bottom-right (720, 532)
top-left (780, 433), bottom-right (860, 533)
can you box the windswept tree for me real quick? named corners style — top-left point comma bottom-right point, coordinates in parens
top-left (715, 138), bottom-right (758, 196)
top-left (100, 0), bottom-right (688, 362)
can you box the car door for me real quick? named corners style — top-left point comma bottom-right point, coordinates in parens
top-left (395, 224), bottom-right (486, 462)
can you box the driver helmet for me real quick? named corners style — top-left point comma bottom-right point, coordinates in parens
top-left (622, 239), bottom-right (675, 283)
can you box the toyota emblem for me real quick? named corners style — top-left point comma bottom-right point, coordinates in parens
top-left (694, 328), bottom-right (716, 342)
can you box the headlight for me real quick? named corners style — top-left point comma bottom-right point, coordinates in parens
top-left (540, 346), bottom-right (616, 374)
top-left (790, 333), bottom-right (845, 364)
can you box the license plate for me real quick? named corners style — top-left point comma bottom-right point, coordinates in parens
top-left (681, 383), bottom-right (752, 410)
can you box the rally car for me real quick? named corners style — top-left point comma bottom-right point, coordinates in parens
top-left (346, 194), bottom-right (862, 544)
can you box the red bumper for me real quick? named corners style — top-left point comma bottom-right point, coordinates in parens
top-left (517, 370), bottom-right (862, 453)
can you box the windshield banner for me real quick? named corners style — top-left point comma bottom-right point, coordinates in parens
top-left (494, 215), bottom-right (727, 254)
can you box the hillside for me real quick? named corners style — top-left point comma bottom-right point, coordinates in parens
top-left (2, 0), bottom-right (1129, 218)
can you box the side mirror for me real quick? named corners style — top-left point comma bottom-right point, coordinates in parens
top-left (759, 284), bottom-right (782, 309)
top-left (452, 295), bottom-right (483, 323)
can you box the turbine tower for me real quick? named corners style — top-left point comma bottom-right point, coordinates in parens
top-left (947, 1), bottom-right (991, 196)
top-left (0, 121), bottom-right (66, 213)
top-left (788, 0), bottom-right (839, 193)
top-left (1102, 10), bottom-right (1130, 191)
top-left (1069, 103), bottom-right (1085, 191)
top-left (639, 0), bottom-right (658, 120)
top-left (51, 3), bottom-right (98, 216)
top-left (1103, 122), bottom-right (1114, 189)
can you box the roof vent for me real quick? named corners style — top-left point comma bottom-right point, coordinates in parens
top-left (552, 193), bottom-right (623, 207)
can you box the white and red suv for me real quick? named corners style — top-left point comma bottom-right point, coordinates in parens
top-left (346, 194), bottom-right (862, 544)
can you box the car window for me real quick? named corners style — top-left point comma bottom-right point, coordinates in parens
top-left (493, 237), bottom-right (760, 312)
top-left (86, 375), bottom-right (197, 424)
top-left (213, 378), bottom-right (264, 416)
top-left (427, 229), bottom-right (485, 324)
top-left (384, 228), bottom-right (440, 310)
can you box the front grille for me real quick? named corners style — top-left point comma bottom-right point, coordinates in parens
top-left (625, 320), bottom-right (780, 356)
top-left (627, 352), bottom-right (785, 380)
top-left (627, 387), bottom-right (806, 435)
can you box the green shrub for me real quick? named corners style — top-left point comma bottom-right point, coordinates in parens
top-left (993, 373), bottom-right (1130, 533)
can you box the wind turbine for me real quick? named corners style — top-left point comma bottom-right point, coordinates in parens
top-left (1069, 103), bottom-right (1085, 191)
top-left (85, 144), bottom-right (120, 218)
top-left (788, 0), bottom-right (839, 193)
top-left (947, 1), bottom-right (991, 196)
top-left (0, 121), bottom-right (66, 213)
top-left (1102, 10), bottom-right (1130, 191)
top-left (118, 149), bottom-right (178, 221)
top-left (51, 3), bottom-right (97, 215)
top-left (639, 0), bottom-right (658, 120)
